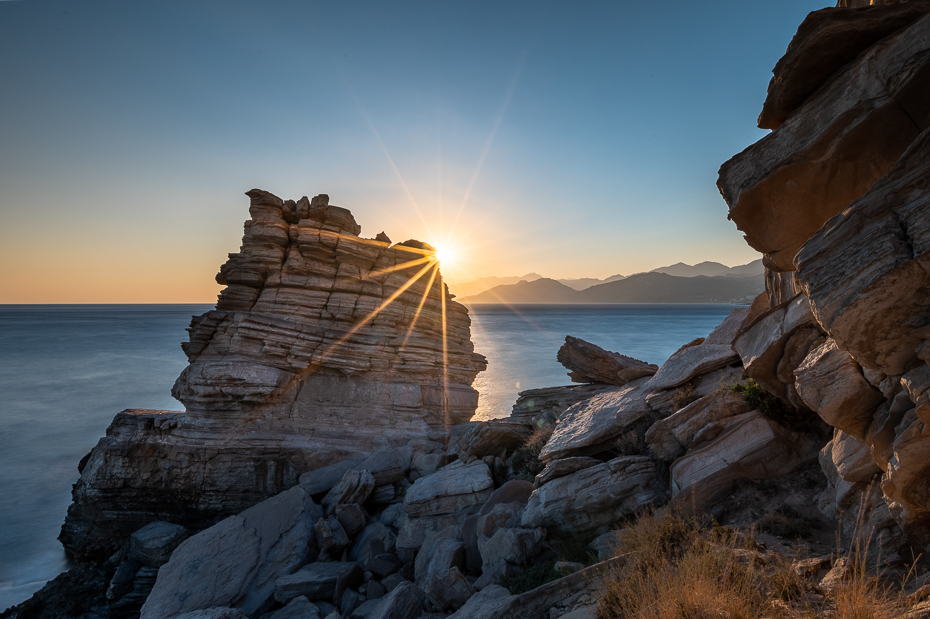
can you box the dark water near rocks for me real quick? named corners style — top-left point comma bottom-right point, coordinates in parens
top-left (0, 302), bottom-right (738, 610)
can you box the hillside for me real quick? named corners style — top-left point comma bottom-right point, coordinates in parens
top-left (460, 271), bottom-right (763, 304)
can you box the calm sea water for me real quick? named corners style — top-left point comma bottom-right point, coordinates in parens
top-left (0, 302), bottom-right (737, 610)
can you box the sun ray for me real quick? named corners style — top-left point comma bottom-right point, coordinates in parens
top-left (365, 256), bottom-right (433, 279)
top-left (441, 275), bottom-right (451, 431)
top-left (399, 263), bottom-right (441, 353)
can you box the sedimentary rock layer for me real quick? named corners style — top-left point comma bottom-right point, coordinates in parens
top-left (61, 191), bottom-right (486, 560)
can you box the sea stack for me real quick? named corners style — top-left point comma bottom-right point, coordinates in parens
top-left (60, 190), bottom-right (487, 561)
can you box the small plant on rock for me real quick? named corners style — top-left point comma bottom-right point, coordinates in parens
top-left (507, 424), bottom-right (553, 481)
top-left (672, 382), bottom-right (699, 411)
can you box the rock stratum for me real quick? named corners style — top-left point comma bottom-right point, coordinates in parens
top-left (59, 190), bottom-right (487, 562)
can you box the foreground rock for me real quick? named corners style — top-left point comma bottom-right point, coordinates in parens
top-left (556, 336), bottom-right (657, 385)
top-left (61, 191), bottom-right (487, 560)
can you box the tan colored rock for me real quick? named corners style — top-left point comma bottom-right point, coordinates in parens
top-left (645, 390), bottom-right (750, 462)
top-left (644, 365), bottom-right (744, 415)
top-left (794, 340), bottom-right (884, 441)
top-left (521, 455), bottom-right (666, 534)
top-left (539, 378), bottom-right (654, 462)
top-left (883, 407), bottom-right (930, 544)
top-left (61, 190), bottom-right (487, 560)
top-left (758, 2), bottom-right (930, 129)
top-left (703, 308), bottom-right (750, 347)
top-left (533, 457), bottom-right (600, 488)
top-left (645, 345), bottom-right (739, 391)
top-left (719, 13), bottom-right (930, 271)
top-left (556, 336), bottom-right (657, 385)
top-left (670, 411), bottom-right (816, 505)
top-left (508, 383), bottom-right (618, 426)
top-left (831, 430), bottom-right (882, 483)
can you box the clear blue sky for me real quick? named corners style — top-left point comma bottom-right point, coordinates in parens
top-left (0, 0), bottom-right (826, 302)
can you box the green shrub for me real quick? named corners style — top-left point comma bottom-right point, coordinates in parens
top-left (730, 379), bottom-right (784, 418)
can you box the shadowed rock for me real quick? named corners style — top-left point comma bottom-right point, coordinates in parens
top-left (557, 336), bottom-right (657, 385)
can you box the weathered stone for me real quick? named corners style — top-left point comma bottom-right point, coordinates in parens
top-left (794, 339), bottom-right (884, 441)
top-left (315, 516), bottom-right (351, 555)
top-left (721, 13), bottom-right (930, 271)
top-left (414, 536), bottom-right (465, 582)
top-left (589, 530), bottom-right (627, 562)
top-left (365, 581), bottom-right (425, 619)
top-left (797, 127), bottom-right (930, 376)
top-left (349, 522), bottom-right (396, 563)
top-left (556, 336), bottom-right (657, 385)
top-left (508, 384), bottom-right (619, 426)
top-left (449, 420), bottom-right (534, 460)
top-left (644, 365), bottom-right (745, 416)
top-left (473, 560), bottom-right (521, 590)
top-left (171, 609), bottom-right (248, 619)
top-left (274, 562), bottom-right (363, 603)
top-left (395, 514), bottom-right (465, 552)
top-left (883, 407), bottom-right (930, 543)
top-left (129, 521), bottom-right (189, 568)
top-left (478, 527), bottom-right (546, 570)
top-left (264, 595), bottom-right (323, 619)
top-left (421, 567), bottom-right (474, 612)
top-left (357, 450), bottom-right (407, 487)
top-left (539, 378), bottom-right (653, 462)
top-left (61, 191), bottom-right (487, 560)
top-left (403, 460), bottom-right (494, 518)
top-left (323, 470), bottom-right (376, 514)
top-left (447, 584), bottom-right (511, 617)
top-left (521, 455), bottom-right (666, 534)
top-left (703, 308), bottom-right (751, 347)
top-left (670, 411), bottom-right (816, 506)
top-left (334, 504), bottom-right (367, 538)
top-left (759, 2), bottom-right (930, 129)
top-left (645, 391), bottom-right (750, 461)
top-left (300, 460), bottom-right (364, 496)
top-left (341, 590), bottom-right (365, 616)
top-left (831, 430), bottom-right (882, 483)
top-left (141, 486), bottom-right (321, 618)
top-left (645, 345), bottom-right (740, 391)
top-left (534, 457), bottom-right (600, 488)
top-left (370, 485), bottom-right (395, 504)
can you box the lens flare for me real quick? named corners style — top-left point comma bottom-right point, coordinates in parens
top-left (434, 246), bottom-right (455, 265)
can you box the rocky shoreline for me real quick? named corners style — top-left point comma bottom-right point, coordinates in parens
top-left (10, 1), bottom-right (930, 617)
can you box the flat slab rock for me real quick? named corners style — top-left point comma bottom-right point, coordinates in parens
top-left (557, 335), bottom-right (657, 385)
top-left (645, 390), bottom-right (750, 462)
top-left (141, 486), bottom-right (321, 619)
top-left (522, 455), bottom-right (666, 534)
top-left (403, 460), bottom-right (494, 518)
top-left (645, 344), bottom-right (739, 391)
top-left (539, 378), bottom-right (654, 462)
top-left (274, 562), bottom-right (362, 603)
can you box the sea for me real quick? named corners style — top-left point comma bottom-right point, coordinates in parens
top-left (0, 302), bottom-right (739, 610)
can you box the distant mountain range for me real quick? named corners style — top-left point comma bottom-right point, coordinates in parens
top-left (454, 259), bottom-right (764, 304)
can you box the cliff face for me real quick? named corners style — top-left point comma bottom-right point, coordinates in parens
top-left (60, 190), bottom-right (486, 561)
top-left (719, 2), bottom-right (930, 549)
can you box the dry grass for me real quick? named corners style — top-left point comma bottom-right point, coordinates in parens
top-left (507, 424), bottom-right (553, 481)
top-left (596, 508), bottom-right (922, 619)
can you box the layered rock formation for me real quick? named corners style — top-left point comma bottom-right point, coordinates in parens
top-left (60, 190), bottom-right (486, 561)
top-left (719, 1), bottom-right (930, 550)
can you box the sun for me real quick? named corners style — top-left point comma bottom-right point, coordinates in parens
top-left (434, 245), bottom-right (456, 265)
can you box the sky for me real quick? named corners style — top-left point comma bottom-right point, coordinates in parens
top-left (0, 0), bottom-right (827, 303)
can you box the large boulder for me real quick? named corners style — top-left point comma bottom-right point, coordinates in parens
top-left (140, 486), bottom-right (321, 618)
top-left (719, 13), bottom-right (930, 271)
top-left (794, 339), bottom-right (885, 441)
top-left (521, 455), bottom-right (666, 533)
top-left (645, 390), bottom-right (751, 461)
top-left (645, 345), bottom-right (739, 391)
top-left (403, 460), bottom-right (494, 518)
top-left (129, 521), bottom-right (190, 568)
top-left (508, 384), bottom-right (619, 426)
top-left (449, 420), bottom-right (534, 460)
top-left (703, 307), bottom-right (750, 347)
top-left (273, 562), bottom-right (363, 603)
top-left (670, 411), bottom-right (817, 505)
top-left (556, 336), bottom-right (657, 385)
top-left (538, 378), bottom-right (654, 462)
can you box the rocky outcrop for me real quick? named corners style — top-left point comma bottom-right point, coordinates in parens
top-left (61, 191), bottom-right (486, 561)
top-left (556, 336), bottom-right (657, 385)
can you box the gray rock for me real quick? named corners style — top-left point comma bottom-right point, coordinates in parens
top-left (274, 562), bottom-right (363, 604)
top-left (263, 596), bottom-right (323, 619)
top-left (588, 530), bottom-right (627, 562)
top-left (472, 560), bottom-right (521, 590)
top-left (403, 460), bottom-right (494, 518)
top-left (366, 580), bottom-right (386, 600)
top-left (411, 453), bottom-right (445, 478)
top-left (316, 601), bottom-right (336, 616)
top-left (323, 470), bottom-right (376, 515)
top-left (300, 460), bottom-right (364, 496)
top-left (447, 585), bottom-right (512, 617)
top-left (340, 590), bottom-right (365, 616)
top-left (645, 345), bottom-right (740, 391)
top-left (521, 455), bottom-right (666, 534)
top-left (351, 599), bottom-right (379, 618)
top-left (421, 567), bottom-right (475, 612)
top-left (129, 521), bottom-right (190, 568)
top-left (381, 573), bottom-right (407, 592)
top-left (414, 536), bottom-right (465, 582)
top-left (365, 581), bottom-right (425, 619)
top-left (369, 486), bottom-right (395, 504)
top-left (395, 513), bottom-right (466, 552)
top-left (449, 420), bottom-right (534, 460)
top-left (349, 522), bottom-right (396, 563)
top-left (534, 457), bottom-right (600, 488)
top-left (509, 384), bottom-right (619, 426)
top-left (141, 486), bottom-right (321, 619)
top-left (378, 504), bottom-right (405, 529)
top-left (539, 378), bottom-right (654, 462)
top-left (478, 527), bottom-right (546, 570)
top-left (364, 557), bottom-right (397, 580)
top-left (334, 504), bottom-right (367, 539)
top-left (315, 517), bottom-right (351, 555)
top-left (358, 451), bottom-right (406, 487)
top-left (645, 391), bottom-right (750, 461)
